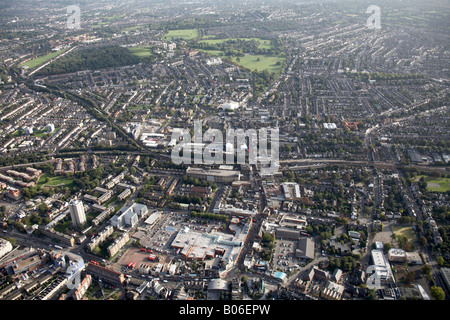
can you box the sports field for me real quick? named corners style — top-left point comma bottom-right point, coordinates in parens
top-left (127, 46), bottom-right (153, 58)
top-left (163, 28), bottom-right (199, 40)
top-left (197, 37), bottom-right (285, 73)
top-left (231, 54), bottom-right (284, 73)
top-left (415, 175), bottom-right (450, 192)
top-left (21, 48), bottom-right (68, 69)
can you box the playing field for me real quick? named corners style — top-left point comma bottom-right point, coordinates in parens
top-left (231, 54), bottom-right (285, 73)
top-left (21, 48), bottom-right (68, 69)
top-left (37, 174), bottom-right (74, 188)
top-left (415, 175), bottom-right (450, 192)
top-left (163, 28), bottom-right (199, 40)
top-left (392, 225), bottom-right (417, 243)
top-left (127, 46), bottom-right (153, 58)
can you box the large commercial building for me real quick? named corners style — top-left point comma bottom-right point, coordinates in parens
top-left (0, 238), bottom-right (12, 259)
top-left (186, 167), bottom-right (241, 183)
top-left (170, 222), bottom-right (250, 270)
top-left (69, 200), bottom-right (86, 228)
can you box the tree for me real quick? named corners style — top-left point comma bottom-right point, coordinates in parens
top-left (38, 202), bottom-right (49, 215)
top-left (420, 236), bottom-right (427, 246)
top-left (366, 289), bottom-right (377, 300)
top-left (431, 286), bottom-right (445, 300)
top-left (404, 271), bottom-right (415, 285)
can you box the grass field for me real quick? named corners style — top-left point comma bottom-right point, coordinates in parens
top-left (231, 54), bottom-right (284, 73)
top-left (196, 37), bottom-right (284, 73)
top-left (127, 46), bottom-right (153, 58)
top-left (199, 49), bottom-right (285, 73)
top-left (163, 28), bottom-right (199, 40)
top-left (392, 225), bottom-right (417, 243)
top-left (37, 174), bottom-right (74, 188)
top-left (415, 175), bottom-right (450, 192)
top-left (21, 48), bottom-right (68, 69)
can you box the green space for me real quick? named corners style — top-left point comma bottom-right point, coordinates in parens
top-left (198, 50), bottom-right (285, 73)
top-left (21, 48), bottom-right (69, 70)
top-left (127, 46), bottom-right (153, 58)
top-left (194, 37), bottom-right (285, 74)
top-left (35, 46), bottom-right (140, 76)
top-left (392, 225), bottom-right (417, 243)
top-left (163, 28), bottom-right (199, 40)
top-left (37, 173), bottom-right (74, 188)
top-left (415, 175), bottom-right (450, 192)
top-left (91, 22), bottom-right (109, 28)
top-left (231, 54), bottom-right (285, 73)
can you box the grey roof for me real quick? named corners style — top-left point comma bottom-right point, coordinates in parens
top-left (296, 237), bottom-right (315, 259)
top-left (208, 279), bottom-right (229, 291)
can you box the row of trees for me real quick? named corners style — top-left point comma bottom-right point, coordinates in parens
top-left (193, 38), bottom-right (282, 57)
top-left (189, 210), bottom-right (228, 222)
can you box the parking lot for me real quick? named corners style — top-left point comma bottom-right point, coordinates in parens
top-left (272, 239), bottom-right (298, 272)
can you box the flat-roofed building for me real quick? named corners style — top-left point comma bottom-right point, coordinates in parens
top-left (110, 203), bottom-right (148, 229)
top-left (12, 254), bottom-right (43, 274)
top-left (440, 268), bottom-right (450, 292)
top-left (186, 167), bottom-right (241, 183)
top-left (0, 238), bottom-right (12, 259)
top-left (388, 248), bottom-right (407, 263)
top-left (368, 249), bottom-right (393, 285)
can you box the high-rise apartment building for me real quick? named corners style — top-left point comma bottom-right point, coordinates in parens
top-left (69, 200), bottom-right (86, 228)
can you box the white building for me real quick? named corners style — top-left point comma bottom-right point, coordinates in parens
top-left (0, 238), bottom-right (13, 259)
top-left (219, 100), bottom-right (240, 111)
top-left (46, 124), bottom-right (55, 133)
top-left (110, 203), bottom-right (148, 229)
top-left (69, 200), bottom-right (86, 228)
top-left (367, 249), bottom-right (393, 289)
